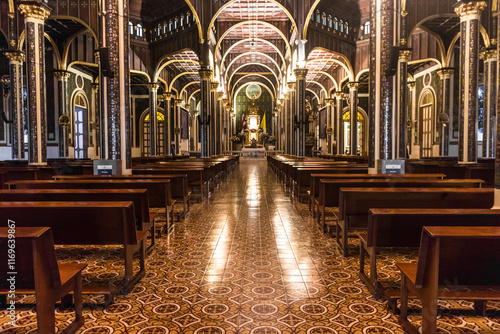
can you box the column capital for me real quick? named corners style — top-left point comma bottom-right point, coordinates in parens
top-left (480, 48), bottom-right (498, 60)
top-left (174, 98), bottom-right (183, 106)
top-left (287, 82), bottom-right (296, 90)
top-left (18, 2), bottom-right (51, 20)
top-left (199, 69), bottom-right (213, 79)
top-left (334, 92), bottom-right (344, 99)
top-left (324, 98), bottom-right (335, 106)
top-left (211, 82), bottom-right (219, 92)
top-left (53, 69), bottom-right (70, 80)
top-left (147, 82), bottom-right (160, 91)
top-left (163, 92), bottom-right (172, 100)
top-left (347, 82), bottom-right (359, 91)
top-left (157, 95), bottom-right (165, 102)
top-left (217, 92), bottom-right (224, 100)
top-left (185, 104), bottom-right (191, 110)
top-left (293, 68), bottom-right (308, 80)
top-left (437, 67), bottom-right (455, 79)
top-left (222, 98), bottom-right (229, 105)
top-left (399, 49), bottom-right (412, 60)
top-left (4, 51), bottom-right (25, 63)
top-left (407, 81), bottom-right (416, 89)
top-left (454, 1), bottom-right (487, 17)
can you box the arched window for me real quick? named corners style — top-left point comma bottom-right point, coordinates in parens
top-left (364, 22), bottom-right (370, 34)
top-left (142, 110), bottom-right (166, 156)
top-left (419, 90), bottom-right (435, 157)
top-left (137, 24), bottom-right (143, 37)
top-left (334, 17), bottom-right (338, 30)
top-left (73, 92), bottom-right (89, 159)
top-left (328, 15), bottom-right (333, 29)
top-left (169, 19), bottom-right (173, 32)
top-left (310, 12), bottom-right (314, 21)
top-left (342, 109), bottom-right (367, 155)
top-left (129, 22), bottom-right (134, 35)
top-left (180, 14), bottom-right (184, 27)
top-left (163, 22), bottom-right (167, 34)
top-left (174, 17), bottom-right (178, 29)
top-left (345, 21), bottom-right (349, 34)
top-left (186, 12), bottom-right (190, 24)
top-left (322, 12), bottom-right (327, 26)
top-left (157, 24), bottom-right (161, 36)
top-left (340, 20), bottom-right (344, 32)
top-left (316, 10), bottom-right (320, 23)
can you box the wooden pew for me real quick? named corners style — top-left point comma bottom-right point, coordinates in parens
top-left (53, 174), bottom-right (190, 220)
top-left (6, 179), bottom-right (174, 234)
top-left (336, 187), bottom-right (494, 256)
top-left (359, 208), bottom-right (500, 305)
top-left (0, 189), bottom-right (155, 253)
top-left (397, 226), bottom-right (500, 334)
top-left (317, 178), bottom-right (484, 245)
top-left (309, 173), bottom-right (446, 214)
top-left (0, 201), bottom-right (146, 294)
top-left (0, 227), bottom-right (87, 334)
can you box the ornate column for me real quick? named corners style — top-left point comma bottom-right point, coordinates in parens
top-left (481, 49), bottom-right (497, 158)
top-left (174, 98), bottom-right (182, 155)
top-left (91, 82), bottom-right (100, 155)
top-left (495, 0), bottom-right (500, 207)
top-left (437, 68), bottom-right (454, 156)
top-left (199, 70), bottom-right (212, 158)
top-left (324, 98), bottom-right (334, 154)
top-left (281, 92), bottom-right (288, 153)
top-left (408, 81), bottom-right (416, 157)
top-left (288, 82), bottom-right (296, 155)
top-left (455, 1), bottom-right (486, 164)
top-left (100, 0), bottom-right (132, 172)
top-left (5, 51), bottom-right (25, 160)
top-left (217, 91), bottom-right (224, 155)
top-left (19, 3), bottom-right (50, 165)
top-left (397, 49), bottom-right (411, 159)
top-left (369, 0), bottom-right (396, 170)
top-left (147, 83), bottom-right (159, 156)
top-left (209, 82), bottom-right (218, 156)
top-left (348, 82), bottom-right (359, 155)
top-left (335, 92), bottom-right (344, 155)
top-left (163, 92), bottom-right (172, 155)
top-left (295, 68), bottom-right (308, 157)
top-left (53, 70), bottom-right (71, 158)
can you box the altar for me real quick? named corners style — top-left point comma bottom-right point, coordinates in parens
top-left (241, 147), bottom-right (266, 158)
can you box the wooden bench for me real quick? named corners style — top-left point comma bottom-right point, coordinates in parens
top-left (0, 201), bottom-right (146, 295)
top-left (0, 227), bottom-right (86, 333)
top-left (6, 179), bottom-right (174, 234)
top-left (359, 208), bottom-right (500, 306)
top-left (308, 173), bottom-right (446, 215)
top-left (336, 187), bottom-right (494, 256)
top-left (53, 174), bottom-right (190, 220)
top-left (397, 226), bottom-right (500, 334)
top-left (0, 189), bottom-right (155, 253)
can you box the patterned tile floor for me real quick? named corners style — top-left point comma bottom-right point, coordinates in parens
top-left (1, 159), bottom-right (500, 333)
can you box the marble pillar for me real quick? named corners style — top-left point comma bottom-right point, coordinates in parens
top-left (437, 68), bottom-right (454, 156)
top-left (335, 92), bottom-right (344, 155)
top-left (288, 82), bottom-right (296, 155)
top-left (5, 51), bottom-right (25, 160)
top-left (369, 0), bottom-right (396, 170)
top-left (174, 99), bottom-right (182, 155)
top-left (455, 1), bottom-right (486, 163)
top-left (209, 82), bottom-right (218, 156)
top-left (100, 0), bottom-right (132, 171)
top-left (324, 98), bottom-right (334, 154)
top-left (163, 92), bottom-right (172, 155)
top-left (482, 49), bottom-right (497, 158)
top-left (397, 50), bottom-right (411, 159)
top-left (348, 82), bottom-right (359, 155)
top-left (91, 82), bottom-right (100, 154)
top-left (217, 91), bottom-right (224, 155)
top-left (54, 70), bottom-right (71, 158)
top-left (147, 83), bottom-right (159, 156)
top-left (19, 3), bottom-right (50, 165)
top-left (199, 70), bottom-right (212, 158)
top-left (495, 0), bottom-right (500, 206)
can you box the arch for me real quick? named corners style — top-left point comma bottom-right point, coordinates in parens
top-left (306, 80), bottom-right (328, 96)
top-left (220, 38), bottom-right (286, 68)
top-left (342, 106), bottom-right (369, 155)
top-left (60, 28), bottom-right (96, 69)
top-left (303, 0), bottom-right (322, 39)
top-left (208, 0), bottom-right (297, 41)
top-left (308, 70), bottom-right (339, 91)
top-left (154, 59), bottom-right (200, 82)
top-left (355, 69), bottom-right (370, 82)
top-left (307, 47), bottom-right (354, 81)
top-left (139, 107), bottom-right (166, 156)
top-left (180, 81), bottom-right (200, 97)
top-left (169, 72), bottom-right (197, 91)
top-left (215, 20), bottom-right (291, 60)
top-left (188, 89), bottom-right (200, 103)
top-left (130, 69), bottom-right (152, 83)
top-left (232, 82), bottom-right (275, 110)
top-left (225, 52), bottom-right (282, 82)
top-left (227, 63), bottom-right (279, 88)
top-left (181, 0), bottom-right (203, 42)
top-left (417, 88), bottom-right (437, 157)
top-left (231, 74), bottom-right (277, 97)
top-left (306, 88), bottom-right (320, 102)
top-left (70, 89), bottom-right (90, 159)
top-left (408, 57), bottom-right (442, 69)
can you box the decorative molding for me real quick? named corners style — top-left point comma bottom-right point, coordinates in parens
top-left (18, 3), bottom-right (51, 20)
top-left (347, 82), bottom-right (359, 90)
top-left (4, 51), bottom-right (25, 63)
top-left (211, 82), bottom-right (219, 92)
top-left (454, 1), bottom-right (487, 17)
top-left (199, 69), bottom-right (213, 79)
top-left (399, 49), bottom-right (412, 60)
top-left (163, 92), bottom-right (172, 99)
top-left (480, 48), bottom-right (498, 60)
top-left (437, 67), bottom-right (455, 80)
top-left (294, 68), bottom-right (308, 80)
top-left (53, 70), bottom-right (70, 80)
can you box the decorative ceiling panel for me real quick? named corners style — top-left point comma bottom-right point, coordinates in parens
top-left (217, 0), bottom-right (288, 22)
top-left (224, 22), bottom-right (282, 40)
